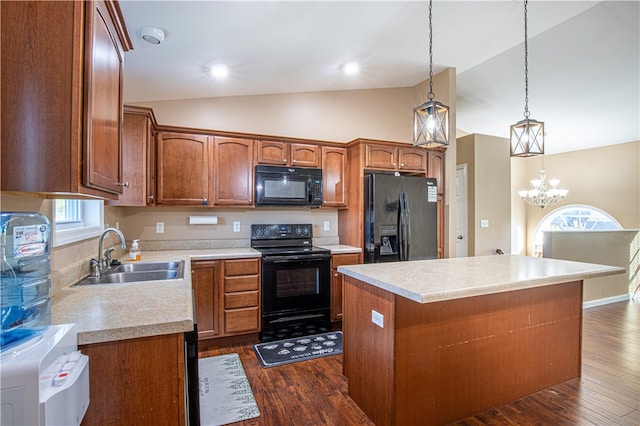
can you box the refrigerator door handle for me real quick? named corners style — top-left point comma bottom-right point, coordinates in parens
top-left (397, 193), bottom-right (405, 261)
top-left (398, 192), bottom-right (410, 261)
top-left (404, 191), bottom-right (411, 260)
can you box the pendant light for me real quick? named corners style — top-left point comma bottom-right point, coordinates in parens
top-left (510, 0), bottom-right (544, 157)
top-left (413, 0), bottom-right (449, 148)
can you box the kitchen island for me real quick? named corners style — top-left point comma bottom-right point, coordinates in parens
top-left (337, 255), bottom-right (625, 426)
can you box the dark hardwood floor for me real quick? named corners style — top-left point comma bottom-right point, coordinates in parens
top-left (199, 301), bottom-right (639, 425)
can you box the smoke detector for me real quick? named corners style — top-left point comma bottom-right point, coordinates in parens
top-left (138, 26), bottom-right (166, 45)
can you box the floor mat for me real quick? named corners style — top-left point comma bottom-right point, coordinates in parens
top-left (199, 353), bottom-right (260, 426)
top-left (253, 331), bottom-right (342, 368)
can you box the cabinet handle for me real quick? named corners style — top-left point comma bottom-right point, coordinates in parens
top-left (148, 195), bottom-right (154, 201)
top-left (334, 273), bottom-right (339, 277)
top-left (282, 159), bottom-right (287, 163)
top-left (292, 159), bottom-right (296, 163)
top-left (400, 163), bottom-right (405, 167)
top-left (117, 181), bottom-right (129, 188)
top-left (392, 163), bottom-right (397, 166)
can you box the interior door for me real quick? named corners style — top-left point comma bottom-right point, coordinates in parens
top-left (456, 164), bottom-right (468, 257)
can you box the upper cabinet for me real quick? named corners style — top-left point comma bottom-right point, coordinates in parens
top-left (213, 137), bottom-right (255, 206)
top-left (428, 150), bottom-right (445, 194)
top-left (1, 1), bottom-right (132, 198)
top-left (364, 143), bottom-right (427, 173)
top-left (322, 146), bottom-right (348, 208)
top-left (109, 106), bottom-right (157, 206)
top-left (256, 141), bottom-right (320, 168)
top-left (156, 132), bottom-right (212, 206)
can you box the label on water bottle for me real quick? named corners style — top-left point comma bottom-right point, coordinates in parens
top-left (13, 224), bottom-right (49, 258)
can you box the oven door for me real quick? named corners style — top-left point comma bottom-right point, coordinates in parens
top-left (261, 254), bottom-right (331, 316)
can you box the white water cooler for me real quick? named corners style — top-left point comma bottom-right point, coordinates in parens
top-left (1, 323), bottom-right (90, 425)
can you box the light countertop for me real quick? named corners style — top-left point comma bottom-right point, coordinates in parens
top-left (337, 254), bottom-right (626, 304)
top-left (52, 245), bottom-right (359, 345)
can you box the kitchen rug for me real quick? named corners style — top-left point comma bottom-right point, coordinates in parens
top-left (199, 353), bottom-right (260, 426)
top-left (253, 331), bottom-right (342, 368)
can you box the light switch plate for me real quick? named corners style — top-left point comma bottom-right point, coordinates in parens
top-left (233, 221), bottom-right (240, 232)
top-left (323, 221), bottom-right (330, 231)
top-left (156, 222), bottom-right (165, 233)
top-left (480, 219), bottom-right (489, 228)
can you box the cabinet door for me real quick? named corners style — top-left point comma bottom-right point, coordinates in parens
top-left (428, 150), bottom-right (445, 194)
top-left (109, 107), bottom-right (153, 206)
top-left (437, 194), bottom-right (444, 259)
top-left (291, 143), bottom-right (321, 167)
top-left (83, 0), bottom-right (125, 194)
top-left (192, 260), bottom-right (221, 340)
top-left (365, 144), bottom-right (398, 170)
top-left (322, 146), bottom-right (348, 207)
top-left (80, 334), bottom-right (185, 425)
top-left (398, 147), bottom-right (427, 172)
top-left (156, 132), bottom-right (211, 205)
top-left (256, 140), bottom-right (289, 165)
top-left (213, 137), bottom-right (254, 206)
top-left (330, 253), bottom-right (361, 322)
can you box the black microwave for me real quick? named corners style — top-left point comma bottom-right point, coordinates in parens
top-left (255, 165), bottom-right (323, 207)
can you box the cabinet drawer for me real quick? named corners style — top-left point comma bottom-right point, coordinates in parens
top-left (224, 258), bottom-right (260, 276)
top-left (224, 307), bottom-right (260, 334)
top-left (224, 291), bottom-right (259, 309)
top-left (224, 275), bottom-right (259, 292)
top-left (331, 253), bottom-right (361, 269)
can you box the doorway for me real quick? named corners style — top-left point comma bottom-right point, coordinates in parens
top-left (456, 164), bottom-right (468, 257)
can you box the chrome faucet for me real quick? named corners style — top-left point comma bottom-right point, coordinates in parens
top-left (96, 227), bottom-right (126, 271)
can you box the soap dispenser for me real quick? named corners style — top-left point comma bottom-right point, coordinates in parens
top-left (129, 239), bottom-right (141, 261)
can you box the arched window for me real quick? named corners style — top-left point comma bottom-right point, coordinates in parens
top-left (532, 205), bottom-right (623, 257)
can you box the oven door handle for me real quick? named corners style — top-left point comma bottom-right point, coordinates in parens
top-left (263, 254), bottom-right (331, 263)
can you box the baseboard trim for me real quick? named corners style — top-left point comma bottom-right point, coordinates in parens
top-left (583, 294), bottom-right (630, 309)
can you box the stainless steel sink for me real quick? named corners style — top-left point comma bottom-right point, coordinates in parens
top-left (72, 260), bottom-right (185, 286)
top-left (110, 261), bottom-right (183, 273)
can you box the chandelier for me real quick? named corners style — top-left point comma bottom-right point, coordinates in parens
top-left (510, 0), bottom-right (544, 157)
top-left (518, 163), bottom-right (568, 209)
top-left (413, 0), bottom-right (449, 148)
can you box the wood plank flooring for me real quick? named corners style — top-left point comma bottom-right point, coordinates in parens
top-left (199, 301), bottom-right (639, 425)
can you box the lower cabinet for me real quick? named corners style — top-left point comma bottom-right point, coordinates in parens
top-left (330, 253), bottom-right (361, 322)
top-left (191, 258), bottom-right (260, 342)
top-left (79, 333), bottom-right (185, 426)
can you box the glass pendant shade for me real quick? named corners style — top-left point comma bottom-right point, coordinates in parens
top-left (413, 100), bottom-right (450, 148)
top-left (510, 118), bottom-right (544, 157)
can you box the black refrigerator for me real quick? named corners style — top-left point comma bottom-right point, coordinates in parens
top-left (364, 173), bottom-right (438, 263)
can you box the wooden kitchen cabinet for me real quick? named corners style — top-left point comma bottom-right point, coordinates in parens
top-left (364, 143), bottom-right (427, 173)
top-left (109, 106), bottom-right (157, 206)
top-left (223, 258), bottom-right (261, 335)
top-left (213, 137), bottom-right (255, 206)
top-left (1, 0), bottom-right (132, 198)
top-left (80, 333), bottom-right (185, 426)
top-left (428, 149), bottom-right (445, 194)
top-left (256, 140), bottom-right (321, 168)
top-left (191, 260), bottom-right (222, 340)
top-left (322, 146), bottom-right (348, 207)
top-left (156, 132), bottom-right (212, 205)
top-left (330, 253), bottom-right (361, 322)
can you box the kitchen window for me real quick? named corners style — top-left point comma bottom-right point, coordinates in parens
top-left (53, 199), bottom-right (103, 247)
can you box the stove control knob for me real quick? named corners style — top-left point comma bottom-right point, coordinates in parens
top-left (264, 227), bottom-right (271, 236)
top-left (295, 226), bottom-right (302, 235)
top-left (255, 227), bottom-right (263, 236)
top-left (302, 226), bottom-right (310, 235)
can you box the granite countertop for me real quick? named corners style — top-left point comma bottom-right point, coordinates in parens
top-left (52, 245), bottom-right (359, 345)
top-left (337, 254), bottom-right (626, 304)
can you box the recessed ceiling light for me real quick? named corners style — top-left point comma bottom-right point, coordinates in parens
top-left (210, 64), bottom-right (229, 79)
top-left (342, 62), bottom-right (360, 75)
top-left (137, 26), bottom-right (166, 45)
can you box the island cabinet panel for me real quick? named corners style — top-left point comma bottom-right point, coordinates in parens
top-left (80, 333), bottom-right (185, 426)
top-left (191, 260), bottom-right (222, 340)
top-left (322, 146), bottom-right (348, 208)
top-left (156, 132), bottom-right (211, 205)
top-left (1, 0), bottom-right (131, 198)
top-left (213, 137), bottom-right (255, 206)
top-left (343, 277), bottom-right (583, 426)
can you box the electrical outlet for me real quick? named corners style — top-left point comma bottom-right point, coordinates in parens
top-left (156, 222), bottom-right (165, 233)
top-left (323, 221), bottom-right (330, 231)
top-left (372, 310), bottom-right (384, 328)
top-left (481, 219), bottom-right (489, 228)
top-left (233, 221), bottom-right (240, 232)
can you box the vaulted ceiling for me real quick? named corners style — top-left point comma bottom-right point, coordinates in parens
top-left (120, 1), bottom-right (639, 154)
